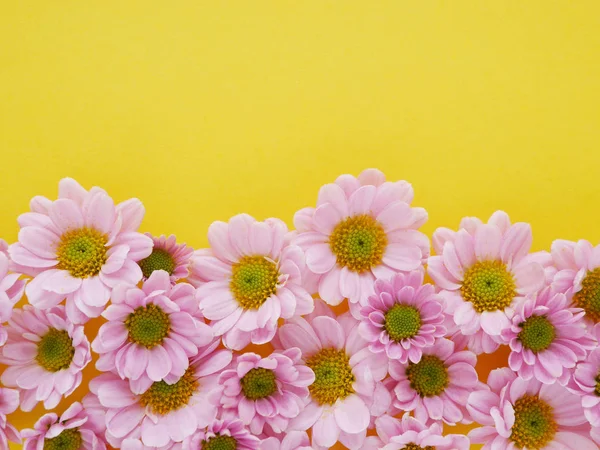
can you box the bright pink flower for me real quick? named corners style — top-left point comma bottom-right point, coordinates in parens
top-left (0, 240), bottom-right (26, 346)
top-left (9, 178), bottom-right (153, 323)
top-left (468, 367), bottom-right (597, 449)
top-left (428, 211), bottom-right (548, 354)
top-left (218, 348), bottom-right (315, 434)
top-left (572, 323), bottom-right (600, 427)
top-left (0, 388), bottom-right (20, 448)
top-left (0, 304), bottom-right (91, 411)
top-left (92, 270), bottom-right (213, 384)
top-left (260, 431), bottom-right (312, 450)
top-left (293, 168), bottom-right (429, 315)
top-left (358, 270), bottom-right (446, 363)
top-left (193, 214), bottom-right (314, 350)
top-left (139, 233), bottom-right (194, 283)
top-left (21, 401), bottom-right (107, 450)
top-left (180, 418), bottom-right (260, 450)
top-left (274, 303), bottom-right (390, 449)
top-left (388, 337), bottom-right (482, 425)
top-left (501, 287), bottom-right (594, 385)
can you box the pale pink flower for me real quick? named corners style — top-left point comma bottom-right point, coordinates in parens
top-left (22, 401), bottom-right (106, 450)
top-left (260, 431), bottom-right (312, 450)
top-left (0, 240), bottom-right (26, 346)
top-left (139, 233), bottom-right (194, 283)
top-left (9, 178), bottom-right (153, 323)
top-left (501, 286), bottom-right (594, 385)
top-left (0, 304), bottom-right (91, 411)
top-left (468, 367), bottom-right (597, 449)
top-left (218, 348), bottom-right (315, 435)
top-left (358, 270), bottom-right (446, 363)
top-left (193, 214), bottom-right (314, 350)
top-left (92, 270), bottom-right (213, 384)
top-left (572, 323), bottom-right (600, 427)
top-left (293, 168), bottom-right (429, 315)
top-left (0, 388), bottom-right (20, 448)
top-left (428, 211), bottom-right (548, 354)
top-left (180, 418), bottom-right (260, 450)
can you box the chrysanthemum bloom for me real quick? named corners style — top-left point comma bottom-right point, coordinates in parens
top-left (193, 214), bottom-right (314, 350)
top-left (0, 305), bottom-right (91, 411)
top-left (218, 348), bottom-right (315, 434)
top-left (275, 307), bottom-right (390, 449)
top-left (388, 337), bottom-right (481, 425)
top-left (180, 418), bottom-right (260, 450)
top-left (571, 323), bottom-right (600, 427)
top-left (91, 338), bottom-right (232, 448)
top-left (358, 270), bottom-right (446, 363)
top-left (21, 401), bottom-right (107, 450)
top-left (363, 414), bottom-right (470, 450)
top-left (468, 367), bottom-right (597, 449)
top-left (9, 178), bottom-right (153, 323)
top-left (260, 431), bottom-right (312, 450)
top-left (139, 234), bottom-right (194, 283)
top-left (92, 270), bottom-right (213, 384)
top-left (0, 240), bottom-right (26, 346)
top-left (293, 168), bottom-right (429, 314)
top-left (428, 211), bottom-right (547, 354)
top-left (501, 287), bottom-right (594, 385)
top-left (0, 388), bottom-right (20, 448)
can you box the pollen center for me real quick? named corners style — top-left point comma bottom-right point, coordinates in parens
top-left (35, 328), bottom-right (75, 372)
top-left (43, 428), bottom-right (83, 450)
top-left (56, 227), bottom-right (108, 278)
top-left (240, 368), bottom-right (277, 400)
top-left (140, 367), bottom-right (197, 415)
top-left (406, 355), bottom-right (449, 397)
top-left (230, 256), bottom-right (279, 309)
top-left (138, 248), bottom-right (176, 278)
top-left (400, 445), bottom-right (435, 450)
top-left (329, 214), bottom-right (388, 273)
top-left (125, 304), bottom-right (171, 349)
top-left (594, 373), bottom-right (600, 397)
top-left (518, 315), bottom-right (555, 353)
top-left (202, 435), bottom-right (238, 450)
top-left (460, 261), bottom-right (516, 313)
top-left (573, 268), bottom-right (600, 322)
top-left (306, 348), bottom-right (355, 405)
top-left (384, 305), bottom-right (422, 341)
top-left (510, 395), bottom-right (557, 449)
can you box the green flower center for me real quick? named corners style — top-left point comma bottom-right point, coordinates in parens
top-left (240, 368), bottom-right (277, 400)
top-left (329, 214), bottom-right (388, 273)
top-left (230, 256), bottom-right (279, 309)
top-left (306, 348), bottom-right (355, 405)
top-left (401, 445), bottom-right (435, 450)
top-left (574, 268), bottom-right (600, 322)
top-left (138, 248), bottom-right (176, 278)
top-left (125, 303), bottom-right (171, 349)
top-left (510, 395), bottom-right (557, 449)
top-left (460, 260), bottom-right (516, 313)
top-left (594, 373), bottom-right (600, 397)
top-left (56, 227), bottom-right (108, 278)
top-left (140, 367), bottom-right (197, 415)
top-left (202, 435), bottom-right (238, 450)
top-left (384, 304), bottom-right (422, 341)
top-left (518, 315), bottom-right (556, 353)
top-left (406, 355), bottom-right (449, 397)
top-left (44, 428), bottom-right (83, 450)
top-left (36, 328), bottom-right (75, 372)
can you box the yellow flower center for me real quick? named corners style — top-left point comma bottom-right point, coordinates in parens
top-left (460, 261), bottom-right (516, 313)
top-left (230, 256), bottom-right (279, 309)
top-left (384, 305), bottom-right (422, 341)
top-left (306, 348), bottom-right (355, 405)
top-left (56, 227), bottom-right (108, 278)
top-left (139, 367), bottom-right (197, 415)
top-left (240, 368), bottom-right (277, 400)
top-left (125, 303), bottom-right (171, 349)
top-left (573, 268), bottom-right (600, 322)
top-left (401, 445), bottom-right (435, 450)
top-left (44, 428), bottom-right (82, 450)
top-left (202, 435), bottom-right (238, 450)
top-left (138, 248), bottom-right (176, 278)
top-left (406, 355), bottom-right (449, 397)
top-left (36, 328), bottom-right (75, 372)
top-left (510, 395), bottom-right (557, 449)
top-left (518, 316), bottom-right (555, 353)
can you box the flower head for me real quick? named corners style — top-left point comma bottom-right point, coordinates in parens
top-left (0, 388), bottom-right (20, 448)
top-left (0, 240), bottom-right (26, 346)
top-left (139, 234), bottom-right (194, 283)
top-left (181, 418), bottom-right (260, 450)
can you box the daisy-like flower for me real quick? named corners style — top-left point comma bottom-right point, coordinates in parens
top-left (501, 286), bottom-right (594, 385)
top-left (468, 367), bottom-right (597, 449)
top-left (358, 270), bottom-right (446, 363)
top-left (0, 239), bottom-right (26, 346)
top-left (218, 348), bottom-right (315, 435)
top-left (260, 431), bottom-right (312, 450)
top-left (180, 418), bottom-right (260, 450)
top-left (92, 270), bottom-right (213, 384)
top-left (193, 214), bottom-right (314, 350)
top-left (0, 304), bottom-right (91, 411)
top-left (9, 178), bottom-right (153, 323)
top-left (92, 338), bottom-right (232, 448)
top-left (21, 401), bottom-right (107, 450)
top-left (388, 337), bottom-right (481, 425)
top-left (274, 303), bottom-right (390, 449)
top-left (139, 233), bottom-right (194, 283)
top-left (293, 168), bottom-right (429, 314)
top-left (428, 210), bottom-right (547, 354)
top-left (0, 388), bottom-right (20, 448)
top-left (571, 323), bottom-right (600, 427)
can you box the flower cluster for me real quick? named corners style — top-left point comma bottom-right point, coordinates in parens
top-left (0, 171), bottom-right (599, 449)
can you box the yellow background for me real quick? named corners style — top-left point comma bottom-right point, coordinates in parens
top-left (1, 1), bottom-right (599, 448)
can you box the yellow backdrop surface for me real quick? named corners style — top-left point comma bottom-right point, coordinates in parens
top-left (1, 1), bottom-right (600, 448)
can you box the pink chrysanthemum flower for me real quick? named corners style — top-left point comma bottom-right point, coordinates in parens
top-left (358, 270), bottom-right (446, 363)
top-left (139, 233), bottom-right (194, 283)
top-left (468, 367), bottom-right (597, 450)
top-left (260, 431), bottom-right (312, 450)
top-left (571, 323), bottom-right (600, 428)
top-left (428, 211), bottom-right (548, 354)
top-left (218, 348), bottom-right (315, 435)
top-left (363, 414), bottom-right (470, 450)
top-left (193, 214), bottom-right (314, 350)
top-left (388, 337), bottom-right (481, 425)
top-left (274, 303), bottom-right (390, 449)
top-left (501, 286), bottom-right (594, 385)
top-left (180, 418), bottom-right (260, 450)
top-left (0, 240), bottom-right (26, 346)
top-left (0, 388), bottom-right (20, 448)
top-left (293, 168), bottom-right (429, 315)
top-left (0, 304), bottom-right (91, 411)
top-left (9, 178), bottom-right (153, 323)
top-left (92, 270), bottom-right (213, 384)
top-left (21, 401), bottom-right (107, 450)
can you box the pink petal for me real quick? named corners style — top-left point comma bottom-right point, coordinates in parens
top-left (318, 267), bottom-right (344, 306)
top-left (249, 222), bottom-right (273, 256)
top-left (500, 223), bottom-right (532, 265)
top-left (334, 394), bottom-right (370, 433)
top-left (313, 412), bottom-right (340, 448)
top-left (83, 191), bottom-right (115, 234)
top-left (474, 224), bottom-right (502, 261)
top-left (19, 226), bottom-right (59, 259)
top-left (116, 198), bottom-right (145, 232)
top-left (382, 244), bottom-right (422, 271)
top-left (208, 221), bottom-right (238, 263)
top-left (313, 204), bottom-right (342, 235)
top-left (349, 185), bottom-right (377, 215)
top-left (147, 346), bottom-right (172, 381)
top-left (305, 244), bottom-right (336, 274)
top-left (312, 316), bottom-right (345, 349)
